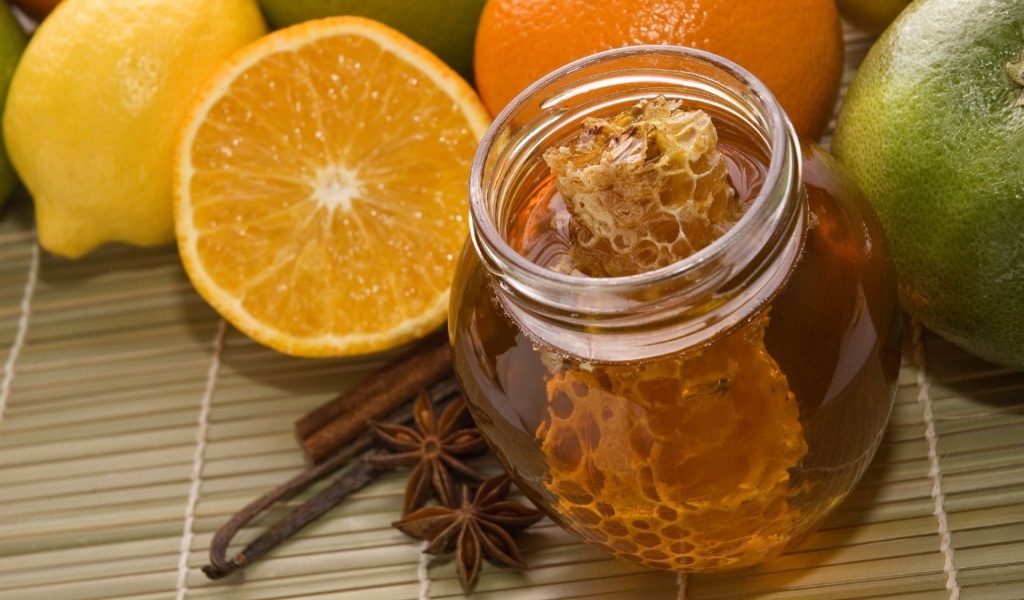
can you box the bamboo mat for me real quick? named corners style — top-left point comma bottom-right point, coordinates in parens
top-left (1, 23), bottom-right (1023, 600)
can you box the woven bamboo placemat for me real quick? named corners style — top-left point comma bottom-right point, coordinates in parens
top-left (1, 23), bottom-right (1022, 600)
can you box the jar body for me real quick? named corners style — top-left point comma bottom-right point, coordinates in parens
top-left (452, 47), bottom-right (901, 573)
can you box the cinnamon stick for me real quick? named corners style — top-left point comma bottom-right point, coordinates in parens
top-left (298, 331), bottom-right (454, 463)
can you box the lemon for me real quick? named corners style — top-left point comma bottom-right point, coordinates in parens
top-left (256, 0), bottom-right (486, 81)
top-left (174, 17), bottom-right (490, 357)
top-left (0, 6), bottom-right (26, 207)
top-left (2, 0), bottom-right (266, 258)
top-left (833, 0), bottom-right (1024, 369)
top-left (835, 0), bottom-right (912, 35)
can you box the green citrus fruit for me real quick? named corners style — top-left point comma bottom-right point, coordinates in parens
top-left (834, 0), bottom-right (912, 36)
top-left (833, 0), bottom-right (1024, 369)
top-left (0, 5), bottom-right (27, 207)
top-left (256, 0), bottom-right (485, 82)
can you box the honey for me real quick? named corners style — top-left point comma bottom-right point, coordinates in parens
top-left (451, 46), bottom-right (901, 573)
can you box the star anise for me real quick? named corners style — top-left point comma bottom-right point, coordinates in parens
top-left (367, 391), bottom-right (488, 514)
top-left (394, 474), bottom-right (545, 591)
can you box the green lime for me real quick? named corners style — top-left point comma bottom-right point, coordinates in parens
top-left (257, 0), bottom-right (485, 82)
top-left (0, 6), bottom-right (27, 206)
top-left (833, 0), bottom-right (1024, 369)
top-left (834, 0), bottom-right (912, 36)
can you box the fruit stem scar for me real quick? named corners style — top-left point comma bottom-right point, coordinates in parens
top-left (1005, 50), bottom-right (1024, 106)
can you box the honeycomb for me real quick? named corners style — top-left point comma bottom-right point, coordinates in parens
top-left (535, 97), bottom-right (806, 571)
top-left (536, 314), bottom-right (807, 571)
top-left (542, 96), bottom-right (743, 278)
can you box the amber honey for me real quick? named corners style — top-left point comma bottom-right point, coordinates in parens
top-left (451, 46), bottom-right (901, 573)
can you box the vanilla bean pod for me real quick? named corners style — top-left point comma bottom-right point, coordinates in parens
top-left (203, 376), bottom-right (461, 580)
top-left (204, 460), bottom-right (381, 579)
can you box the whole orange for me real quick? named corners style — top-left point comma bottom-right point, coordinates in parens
top-left (474, 0), bottom-right (844, 140)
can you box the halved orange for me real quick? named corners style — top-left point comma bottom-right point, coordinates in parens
top-left (174, 17), bottom-right (490, 357)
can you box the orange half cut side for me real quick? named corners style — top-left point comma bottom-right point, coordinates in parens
top-left (174, 16), bottom-right (490, 357)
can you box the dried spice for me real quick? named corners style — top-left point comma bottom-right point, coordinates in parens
top-left (394, 475), bottom-right (545, 590)
top-left (203, 376), bottom-right (462, 580)
top-left (298, 332), bottom-right (454, 463)
top-left (204, 459), bottom-right (382, 579)
top-left (203, 338), bottom-right (547, 592)
top-left (368, 391), bottom-right (488, 514)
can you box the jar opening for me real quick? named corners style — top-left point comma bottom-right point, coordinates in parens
top-left (468, 46), bottom-right (805, 358)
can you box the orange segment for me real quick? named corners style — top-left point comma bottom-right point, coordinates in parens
top-left (174, 17), bottom-right (490, 357)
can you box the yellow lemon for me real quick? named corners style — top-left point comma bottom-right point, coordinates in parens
top-left (2, 0), bottom-right (266, 258)
top-left (174, 17), bottom-right (490, 357)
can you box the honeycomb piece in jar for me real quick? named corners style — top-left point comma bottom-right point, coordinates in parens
top-left (542, 96), bottom-right (743, 278)
top-left (536, 312), bottom-right (808, 571)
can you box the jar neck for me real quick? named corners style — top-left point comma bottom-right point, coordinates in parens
top-left (468, 46), bottom-right (805, 361)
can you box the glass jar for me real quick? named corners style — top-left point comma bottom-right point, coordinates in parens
top-left (450, 46), bottom-right (901, 573)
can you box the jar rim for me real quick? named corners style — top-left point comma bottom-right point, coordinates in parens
top-left (468, 45), bottom-right (796, 294)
